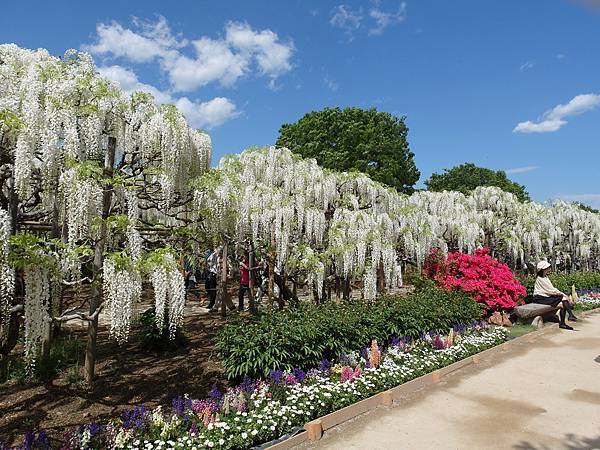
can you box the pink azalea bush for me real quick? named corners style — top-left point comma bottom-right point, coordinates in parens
top-left (424, 248), bottom-right (526, 311)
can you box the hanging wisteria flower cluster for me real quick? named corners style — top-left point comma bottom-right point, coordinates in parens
top-left (23, 267), bottom-right (50, 367)
top-left (0, 208), bottom-right (15, 342)
top-left (103, 259), bottom-right (142, 344)
top-left (148, 252), bottom-right (186, 339)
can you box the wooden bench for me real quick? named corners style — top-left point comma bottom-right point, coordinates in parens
top-left (514, 303), bottom-right (559, 329)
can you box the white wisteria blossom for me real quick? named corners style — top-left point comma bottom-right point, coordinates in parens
top-left (0, 44), bottom-right (212, 369)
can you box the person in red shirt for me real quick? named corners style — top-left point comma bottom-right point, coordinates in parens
top-left (238, 255), bottom-right (251, 312)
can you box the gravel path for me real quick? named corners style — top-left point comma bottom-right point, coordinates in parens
top-left (311, 312), bottom-right (600, 450)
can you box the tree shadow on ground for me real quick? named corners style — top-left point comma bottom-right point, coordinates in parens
top-left (0, 303), bottom-right (230, 446)
top-left (514, 432), bottom-right (600, 450)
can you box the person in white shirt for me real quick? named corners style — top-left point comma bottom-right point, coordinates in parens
top-left (532, 260), bottom-right (578, 330)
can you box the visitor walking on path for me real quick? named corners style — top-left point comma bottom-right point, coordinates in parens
top-left (181, 256), bottom-right (198, 300)
top-left (532, 260), bottom-right (578, 330)
top-left (204, 249), bottom-right (219, 310)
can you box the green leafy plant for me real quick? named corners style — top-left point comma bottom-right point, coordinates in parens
top-left (136, 308), bottom-right (189, 352)
top-left (0, 334), bottom-right (83, 384)
top-left (215, 285), bottom-right (484, 380)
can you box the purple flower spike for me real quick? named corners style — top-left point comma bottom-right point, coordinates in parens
top-left (318, 359), bottom-right (331, 372)
top-left (268, 369), bottom-right (284, 385)
top-left (292, 368), bottom-right (306, 382)
top-left (241, 375), bottom-right (255, 394)
top-left (209, 384), bottom-right (223, 402)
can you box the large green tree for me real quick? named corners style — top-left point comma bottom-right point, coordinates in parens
top-left (425, 163), bottom-right (531, 202)
top-left (276, 107), bottom-right (420, 193)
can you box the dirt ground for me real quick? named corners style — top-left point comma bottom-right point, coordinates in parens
top-left (0, 282), bottom-right (412, 446)
top-left (0, 291), bottom-right (230, 446)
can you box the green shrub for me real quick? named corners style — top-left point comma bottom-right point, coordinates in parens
top-left (520, 271), bottom-right (600, 298)
top-left (0, 334), bottom-right (83, 384)
top-left (136, 308), bottom-right (189, 351)
top-left (215, 286), bottom-right (484, 379)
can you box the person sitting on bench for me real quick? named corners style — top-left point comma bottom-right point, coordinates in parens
top-left (532, 260), bottom-right (578, 330)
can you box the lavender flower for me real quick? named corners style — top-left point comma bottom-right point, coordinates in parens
top-left (268, 369), bottom-right (284, 384)
top-left (240, 375), bottom-right (255, 394)
top-left (318, 359), bottom-right (331, 372)
top-left (209, 384), bottom-right (223, 402)
top-left (172, 396), bottom-right (188, 415)
top-left (306, 368), bottom-right (322, 379)
top-left (359, 347), bottom-right (369, 360)
top-left (122, 405), bottom-right (147, 430)
top-left (88, 423), bottom-right (101, 437)
top-left (292, 368), bottom-right (306, 382)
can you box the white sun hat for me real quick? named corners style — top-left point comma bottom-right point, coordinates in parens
top-left (536, 260), bottom-right (551, 271)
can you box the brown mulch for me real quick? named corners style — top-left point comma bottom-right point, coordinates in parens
top-left (0, 296), bottom-right (231, 446)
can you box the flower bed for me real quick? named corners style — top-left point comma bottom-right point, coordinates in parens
top-left (11, 325), bottom-right (508, 450)
top-left (575, 291), bottom-right (600, 311)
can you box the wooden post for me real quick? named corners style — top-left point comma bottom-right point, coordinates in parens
top-left (85, 136), bottom-right (116, 388)
top-left (220, 243), bottom-right (229, 318)
top-left (268, 252), bottom-right (275, 307)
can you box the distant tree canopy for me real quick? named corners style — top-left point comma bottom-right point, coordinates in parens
top-left (276, 107), bottom-right (420, 193)
top-left (425, 163), bottom-right (531, 202)
top-left (574, 202), bottom-right (599, 214)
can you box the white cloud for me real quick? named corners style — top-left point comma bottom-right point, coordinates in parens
top-left (97, 64), bottom-right (239, 129)
top-left (85, 18), bottom-right (294, 92)
top-left (97, 65), bottom-right (172, 103)
top-left (505, 165), bottom-right (538, 174)
top-left (330, 5), bottom-right (363, 34)
top-left (225, 22), bottom-right (294, 78)
top-left (164, 39), bottom-right (248, 91)
top-left (555, 194), bottom-right (600, 209)
top-left (513, 119), bottom-right (566, 133)
top-left (369, 2), bottom-right (407, 35)
top-left (519, 60), bottom-right (536, 71)
top-left (175, 97), bottom-right (239, 129)
top-left (513, 93), bottom-right (600, 133)
top-left (556, 53), bottom-right (566, 60)
top-left (324, 76), bottom-right (339, 92)
top-left (330, 2), bottom-right (407, 39)
top-left (84, 16), bottom-right (180, 63)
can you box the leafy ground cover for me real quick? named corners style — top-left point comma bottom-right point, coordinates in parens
top-left (215, 286), bottom-right (484, 379)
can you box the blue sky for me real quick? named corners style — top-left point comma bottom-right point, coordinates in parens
top-left (2, 0), bottom-right (600, 206)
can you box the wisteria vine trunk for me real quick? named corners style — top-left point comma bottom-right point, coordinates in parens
top-left (85, 136), bottom-right (116, 387)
